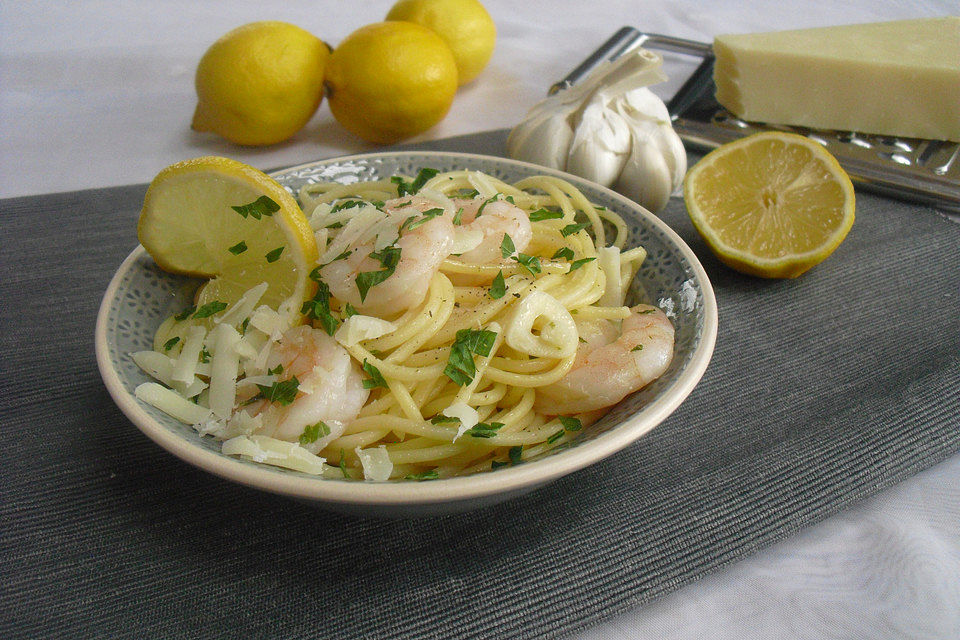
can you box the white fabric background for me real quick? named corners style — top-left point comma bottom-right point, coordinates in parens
top-left (3, 1), bottom-right (959, 638)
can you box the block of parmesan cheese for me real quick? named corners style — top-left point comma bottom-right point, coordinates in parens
top-left (713, 17), bottom-right (960, 142)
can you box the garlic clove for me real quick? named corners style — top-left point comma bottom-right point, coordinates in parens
top-left (566, 102), bottom-right (632, 186)
top-left (506, 106), bottom-right (576, 170)
top-left (657, 122), bottom-right (688, 194)
top-left (611, 87), bottom-right (687, 212)
top-left (615, 139), bottom-right (673, 212)
top-left (619, 86), bottom-right (671, 123)
top-left (620, 87), bottom-right (686, 191)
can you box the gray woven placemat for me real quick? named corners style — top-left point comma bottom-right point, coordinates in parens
top-left (2, 130), bottom-right (959, 639)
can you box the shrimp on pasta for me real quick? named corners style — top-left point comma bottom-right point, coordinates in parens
top-left (320, 197), bottom-right (455, 319)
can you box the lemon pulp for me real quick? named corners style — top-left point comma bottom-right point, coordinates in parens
top-left (684, 132), bottom-right (855, 278)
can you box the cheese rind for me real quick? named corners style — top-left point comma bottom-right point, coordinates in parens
top-left (713, 17), bottom-right (960, 142)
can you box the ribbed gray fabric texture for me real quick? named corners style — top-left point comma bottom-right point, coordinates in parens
top-left (2, 131), bottom-right (958, 639)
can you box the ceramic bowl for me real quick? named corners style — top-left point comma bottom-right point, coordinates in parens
top-left (96, 151), bottom-right (717, 517)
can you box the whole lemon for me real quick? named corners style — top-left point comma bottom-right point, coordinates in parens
top-left (325, 21), bottom-right (458, 144)
top-left (386, 0), bottom-right (496, 85)
top-left (192, 21), bottom-right (329, 146)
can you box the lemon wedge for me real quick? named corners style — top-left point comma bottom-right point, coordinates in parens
top-left (138, 156), bottom-right (318, 322)
top-left (684, 132), bottom-right (855, 278)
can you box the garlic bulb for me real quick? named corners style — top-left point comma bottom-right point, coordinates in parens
top-left (506, 48), bottom-right (686, 213)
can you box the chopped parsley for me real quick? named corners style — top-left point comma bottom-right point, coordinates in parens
top-left (355, 245), bottom-right (401, 302)
top-left (228, 241), bottom-right (248, 255)
top-left (512, 253), bottom-right (542, 276)
top-left (488, 270), bottom-right (506, 299)
top-left (547, 429), bottom-right (565, 444)
top-left (192, 301), bottom-right (227, 319)
top-left (452, 207), bottom-right (464, 225)
top-left (361, 360), bottom-right (388, 390)
top-left (500, 233), bottom-right (540, 275)
top-left (637, 308), bottom-right (658, 315)
top-left (568, 257), bottom-right (596, 272)
top-left (339, 449), bottom-right (350, 479)
top-left (162, 336), bottom-right (180, 351)
top-left (265, 246), bottom-right (284, 263)
top-left (343, 303), bottom-right (359, 318)
top-left (301, 280), bottom-right (339, 336)
top-left (231, 195), bottom-right (279, 220)
top-left (444, 328), bottom-right (498, 386)
top-left (392, 167), bottom-right (439, 196)
top-left (500, 233), bottom-right (516, 258)
top-left (465, 421), bottom-right (505, 439)
top-left (268, 364), bottom-right (284, 375)
top-left (254, 377), bottom-right (300, 406)
top-left (528, 208), bottom-right (564, 222)
top-left (329, 199), bottom-right (365, 213)
top-left (400, 207), bottom-right (444, 233)
top-left (631, 344), bottom-right (644, 352)
top-left (299, 421), bottom-right (331, 445)
top-left (476, 194), bottom-right (500, 216)
top-left (430, 414), bottom-right (460, 425)
top-left (558, 416), bottom-right (583, 432)
top-left (508, 445), bottom-right (523, 465)
top-left (199, 347), bottom-right (211, 363)
top-left (174, 306), bottom-right (196, 321)
top-left (560, 222), bottom-right (589, 237)
top-left (551, 247), bottom-right (575, 261)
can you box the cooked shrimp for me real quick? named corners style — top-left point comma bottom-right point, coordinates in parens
top-left (451, 197), bottom-right (532, 265)
top-left (534, 304), bottom-right (674, 414)
top-left (322, 196), bottom-right (455, 319)
top-left (235, 325), bottom-right (369, 452)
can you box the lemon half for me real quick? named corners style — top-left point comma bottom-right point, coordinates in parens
top-left (684, 132), bottom-right (855, 278)
top-left (138, 156), bottom-right (318, 322)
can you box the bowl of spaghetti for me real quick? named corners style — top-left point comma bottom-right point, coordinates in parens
top-left (97, 151), bottom-right (717, 517)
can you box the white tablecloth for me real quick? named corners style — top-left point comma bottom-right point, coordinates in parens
top-left (3, 2), bottom-right (958, 637)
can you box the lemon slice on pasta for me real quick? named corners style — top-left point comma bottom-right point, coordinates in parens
top-left (138, 156), bottom-right (318, 320)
